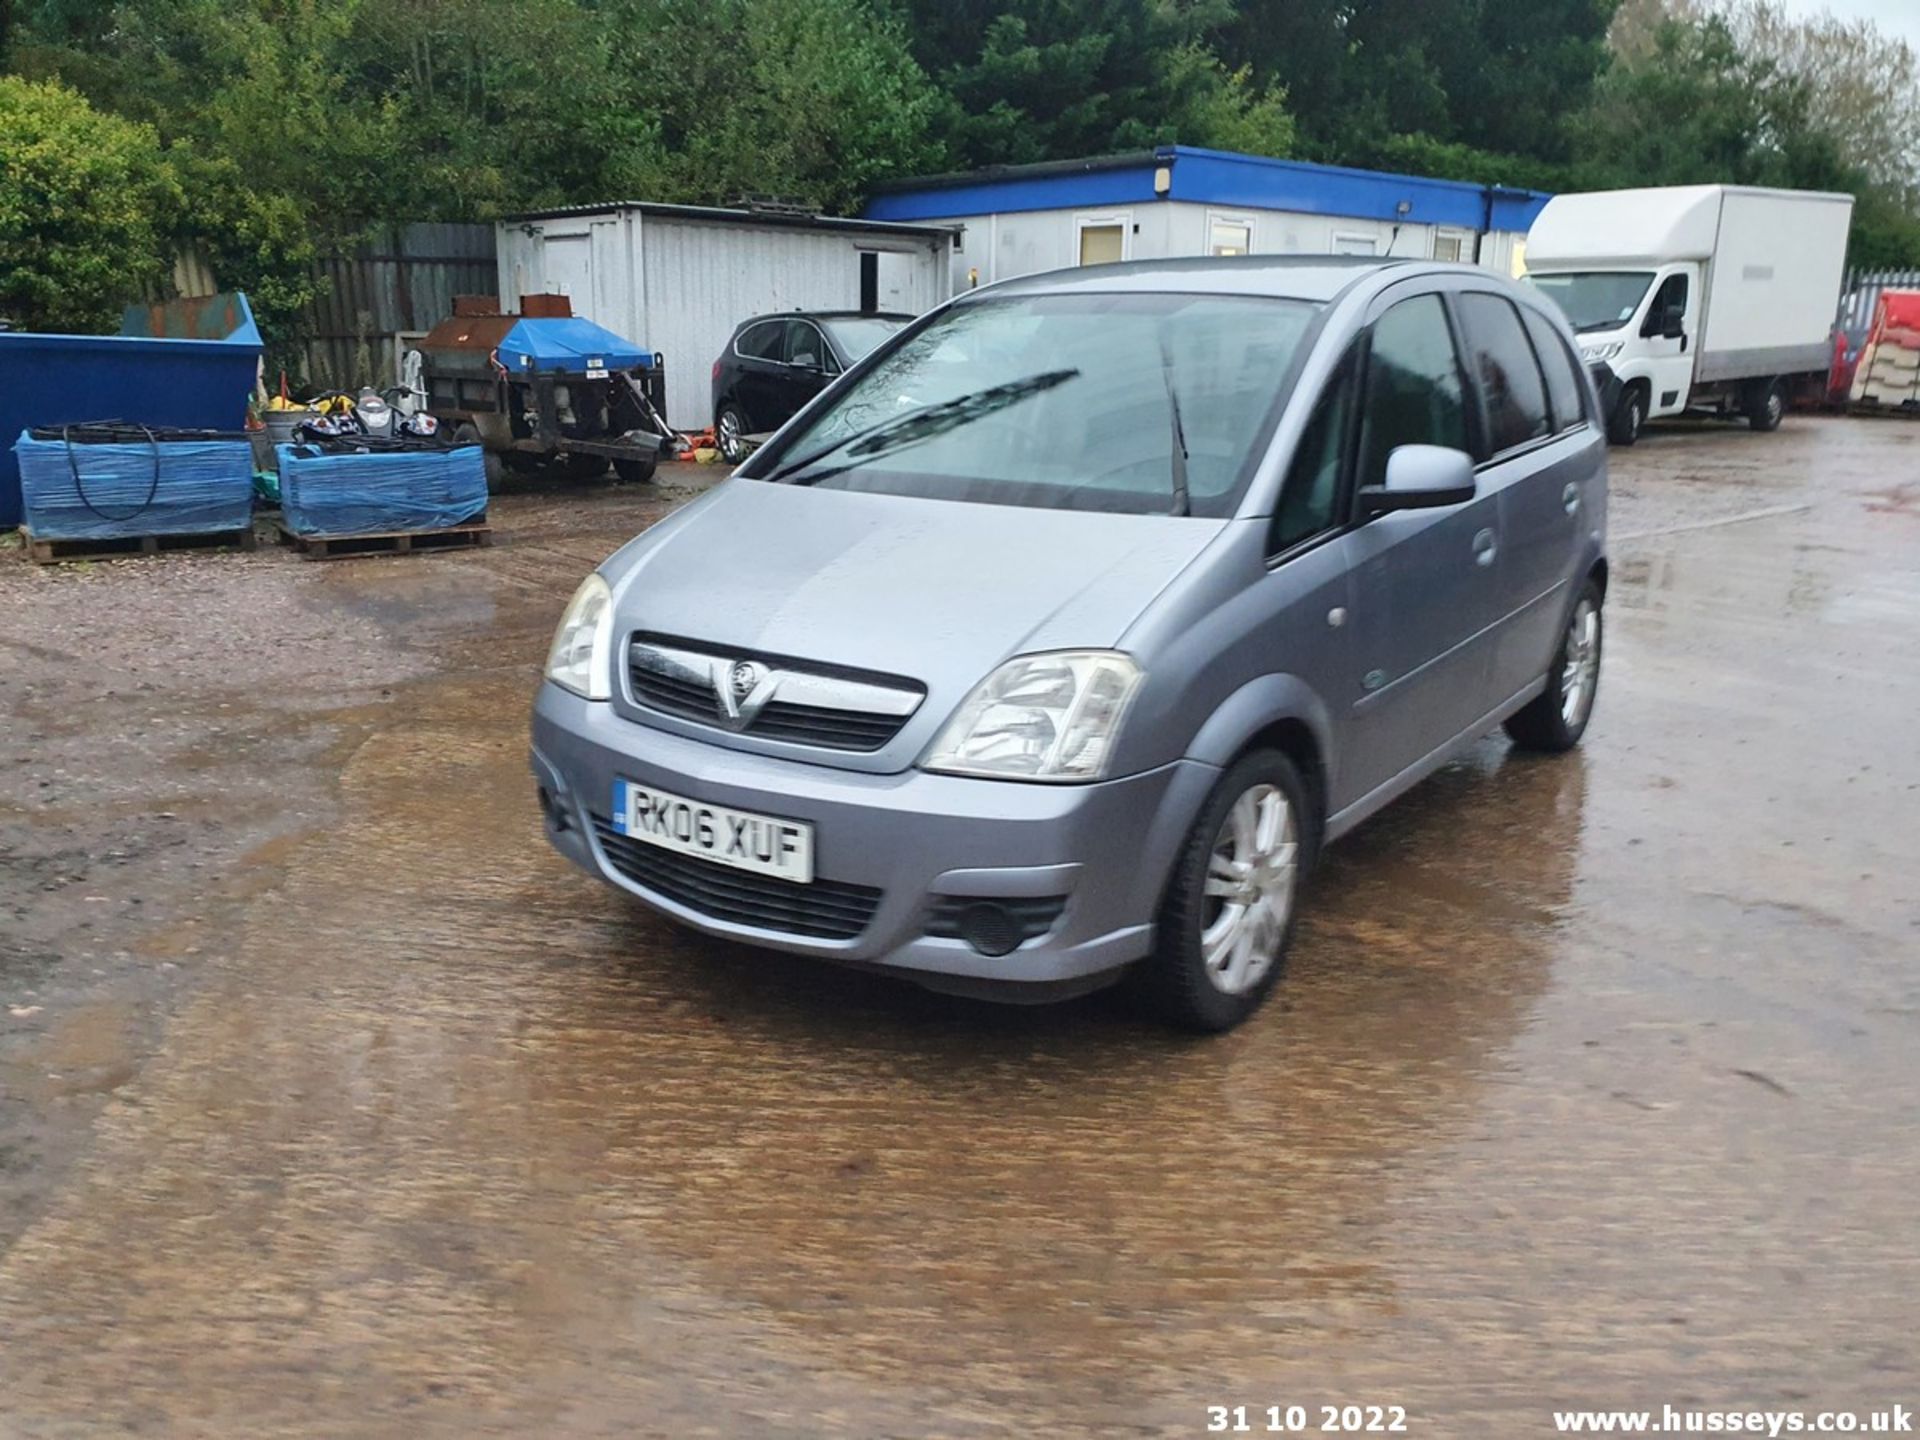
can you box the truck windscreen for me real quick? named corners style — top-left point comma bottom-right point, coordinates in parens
top-left (1526, 271), bottom-right (1656, 334)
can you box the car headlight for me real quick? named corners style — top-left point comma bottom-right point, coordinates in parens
top-left (924, 650), bottom-right (1142, 782)
top-left (545, 573), bottom-right (614, 700)
top-left (1581, 340), bottom-right (1624, 364)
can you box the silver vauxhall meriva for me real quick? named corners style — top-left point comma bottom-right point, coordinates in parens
top-left (531, 257), bottom-right (1607, 1031)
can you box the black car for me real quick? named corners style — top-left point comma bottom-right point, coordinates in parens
top-left (711, 311), bottom-right (910, 462)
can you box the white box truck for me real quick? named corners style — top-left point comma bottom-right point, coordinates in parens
top-left (1524, 185), bottom-right (1853, 444)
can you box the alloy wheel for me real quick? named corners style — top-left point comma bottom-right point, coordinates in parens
top-left (1200, 784), bottom-right (1298, 995)
top-left (1560, 596), bottom-right (1601, 728)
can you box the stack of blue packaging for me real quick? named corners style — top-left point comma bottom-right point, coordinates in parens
top-left (13, 426), bottom-right (254, 541)
top-left (276, 444), bottom-right (488, 537)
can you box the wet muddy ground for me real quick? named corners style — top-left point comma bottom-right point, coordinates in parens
top-left (1, 421), bottom-right (1916, 1436)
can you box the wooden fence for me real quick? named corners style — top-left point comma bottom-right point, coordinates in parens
top-left (292, 222), bottom-right (497, 389)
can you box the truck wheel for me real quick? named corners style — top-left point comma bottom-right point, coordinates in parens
top-left (1607, 387), bottom-right (1646, 447)
top-left (613, 458), bottom-right (657, 484)
top-left (1132, 749), bottom-right (1317, 1033)
top-left (1745, 379), bottom-right (1786, 432)
top-left (716, 404), bottom-right (747, 463)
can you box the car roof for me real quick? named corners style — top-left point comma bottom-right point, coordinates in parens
top-left (963, 255), bottom-right (1429, 305)
top-left (737, 310), bottom-right (915, 327)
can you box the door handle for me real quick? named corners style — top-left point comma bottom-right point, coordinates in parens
top-left (1562, 481), bottom-right (1581, 516)
top-left (1472, 528), bottom-right (1498, 567)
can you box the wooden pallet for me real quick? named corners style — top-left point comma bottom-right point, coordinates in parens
top-left (16, 524), bottom-right (257, 565)
top-left (277, 521), bottom-right (492, 560)
top-left (1848, 399), bottom-right (1920, 419)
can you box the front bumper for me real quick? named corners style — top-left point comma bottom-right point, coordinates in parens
top-left (530, 684), bottom-right (1217, 988)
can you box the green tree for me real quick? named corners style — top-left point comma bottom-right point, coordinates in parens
top-left (1577, 13), bottom-right (1850, 190)
top-left (0, 76), bottom-right (179, 332)
top-left (895, 0), bottom-right (1295, 167)
top-left (614, 0), bottom-right (941, 211)
top-left (1220, 0), bottom-right (1616, 167)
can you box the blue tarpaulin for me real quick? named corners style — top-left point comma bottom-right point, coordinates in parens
top-left (0, 293), bottom-right (262, 529)
top-left (277, 444), bottom-right (488, 537)
top-left (494, 316), bottom-right (652, 375)
top-left (14, 433), bottom-right (255, 541)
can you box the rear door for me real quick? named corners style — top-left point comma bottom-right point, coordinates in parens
top-left (730, 320), bottom-right (787, 429)
top-left (1453, 290), bottom-right (1597, 701)
top-left (1342, 284), bottom-right (1507, 803)
top-left (1508, 304), bottom-right (1602, 695)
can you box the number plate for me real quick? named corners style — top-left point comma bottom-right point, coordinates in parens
top-left (585, 366), bottom-right (608, 379)
top-left (611, 779), bottom-right (813, 883)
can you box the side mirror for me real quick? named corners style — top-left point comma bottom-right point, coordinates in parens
top-left (1357, 445), bottom-right (1476, 516)
top-left (1661, 312), bottom-right (1686, 340)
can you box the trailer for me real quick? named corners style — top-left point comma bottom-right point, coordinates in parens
top-left (496, 202), bottom-right (955, 429)
top-left (415, 296), bottom-right (671, 482)
top-left (1524, 185), bottom-right (1855, 444)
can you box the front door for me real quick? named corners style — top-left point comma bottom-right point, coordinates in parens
top-left (1341, 287), bottom-right (1507, 805)
top-left (1641, 266), bottom-right (1700, 416)
top-left (776, 319), bottom-right (833, 425)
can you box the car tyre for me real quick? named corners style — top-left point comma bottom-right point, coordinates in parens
top-left (1135, 748), bottom-right (1317, 1033)
top-left (1607, 387), bottom-right (1645, 447)
top-left (613, 458), bottom-right (657, 484)
top-left (716, 403), bottom-right (747, 463)
top-left (1745, 378), bottom-right (1786, 432)
top-left (1504, 577), bottom-right (1604, 753)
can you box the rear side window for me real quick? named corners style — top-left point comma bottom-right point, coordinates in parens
top-left (1456, 293), bottom-right (1551, 455)
top-left (1358, 294), bottom-right (1470, 490)
top-left (736, 321), bottom-right (784, 361)
top-left (1520, 306), bottom-right (1588, 430)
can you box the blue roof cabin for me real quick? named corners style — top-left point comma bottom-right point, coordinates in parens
top-left (864, 145), bottom-right (1553, 291)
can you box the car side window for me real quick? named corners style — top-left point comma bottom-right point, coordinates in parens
top-left (1357, 293), bottom-right (1470, 492)
top-left (1520, 305), bottom-right (1589, 431)
top-left (737, 321), bottom-right (783, 361)
top-left (1272, 346), bottom-right (1356, 554)
top-left (1456, 292), bottom-right (1551, 456)
top-left (785, 320), bottom-right (823, 370)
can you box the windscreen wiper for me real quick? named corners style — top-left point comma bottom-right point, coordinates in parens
top-left (759, 369), bottom-right (1081, 486)
top-left (1158, 330), bottom-right (1191, 517)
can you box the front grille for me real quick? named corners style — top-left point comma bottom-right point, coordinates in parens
top-left (628, 664), bottom-right (720, 720)
top-left (627, 636), bottom-right (922, 753)
top-left (924, 895), bottom-right (1068, 947)
top-left (591, 814), bottom-right (882, 940)
top-left (747, 702), bottom-right (909, 750)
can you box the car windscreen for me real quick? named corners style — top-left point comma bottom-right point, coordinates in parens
top-left (1525, 271), bottom-right (1656, 334)
top-left (820, 316), bottom-right (908, 360)
top-left (756, 292), bottom-right (1319, 518)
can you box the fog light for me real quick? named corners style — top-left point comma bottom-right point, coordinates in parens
top-left (925, 894), bottom-right (1069, 956)
top-left (956, 902), bottom-right (1022, 957)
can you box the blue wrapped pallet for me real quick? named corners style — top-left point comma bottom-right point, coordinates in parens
top-left (0, 293), bottom-right (262, 530)
top-left (14, 432), bottom-right (254, 541)
top-left (276, 443), bottom-right (488, 537)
